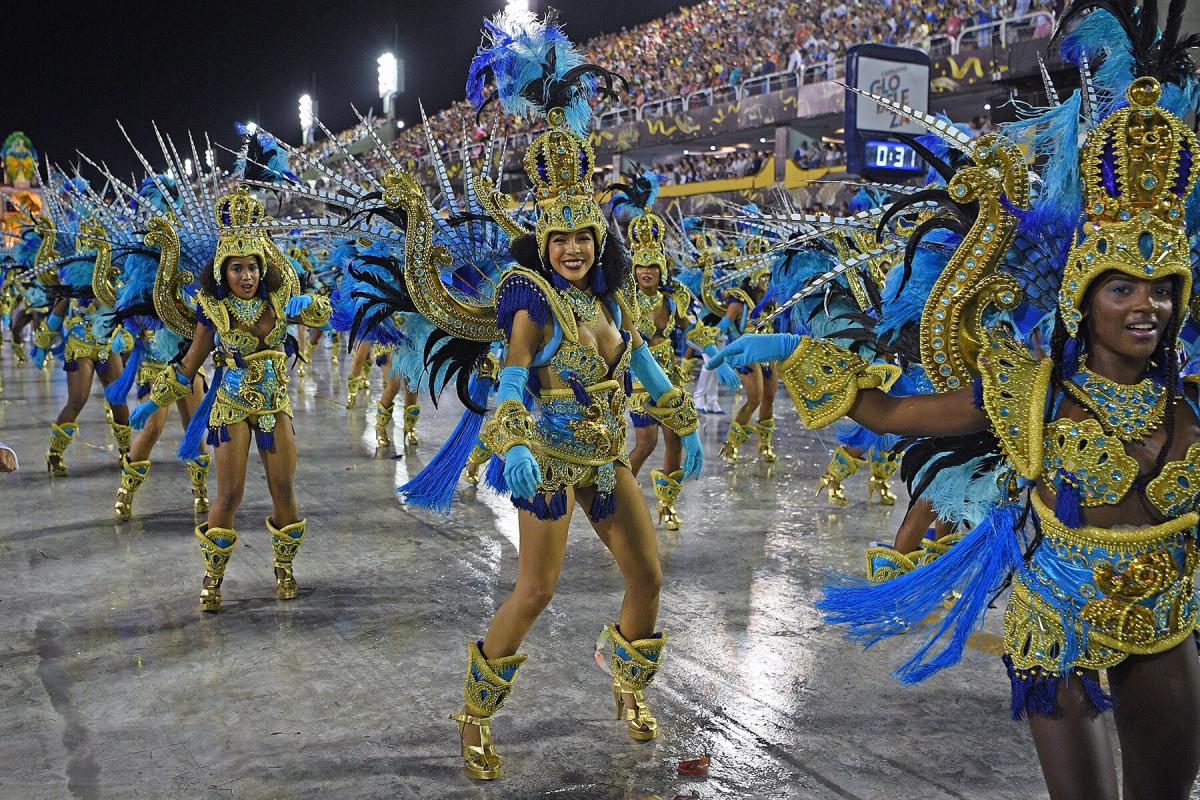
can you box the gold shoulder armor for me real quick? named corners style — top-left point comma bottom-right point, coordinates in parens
top-left (498, 267), bottom-right (580, 342)
top-left (196, 292), bottom-right (229, 336)
top-left (977, 330), bottom-right (1051, 480)
top-left (778, 337), bottom-right (900, 429)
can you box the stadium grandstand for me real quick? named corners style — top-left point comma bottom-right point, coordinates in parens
top-left (297, 0), bottom-right (1058, 213)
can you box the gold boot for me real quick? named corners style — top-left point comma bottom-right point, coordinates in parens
top-left (330, 332), bottom-right (341, 366)
top-left (449, 641), bottom-right (527, 780)
top-left (816, 445), bottom-right (865, 507)
top-left (345, 374), bottom-right (369, 409)
top-left (650, 469), bottom-right (684, 530)
top-left (267, 517), bottom-right (306, 600)
top-left (867, 450), bottom-right (900, 505)
top-left (463, 443), bottom-right (491, 485)
top-left (196, 524), bottom-right (237, 613)
top-left (403, 403), bottom-right (421, 448)
top-left (114, 456), bottom-right (151, 521)
top-left (375, 402), bottom-right (394, 446)
top-left (12, 341), bottom-right (26, 366)
top-left (110, 421), bottom-right (132, 460)
top-left (186, 454), bottom-right (211, 514)
top-left (607, 624), bottom-right (667, 741)
top-left (756, 417), bottom-right (778, 463)
top-left (719, 420), bottom-right (751, 464)
top-left (46, 422), bottom-right (77, 477)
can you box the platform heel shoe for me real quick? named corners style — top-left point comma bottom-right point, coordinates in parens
top-left (719, 420), bottom-right (750, 463)
top-left (816, 445), bottom-right (864, 507)
top-left (403, 403), bottom-right (421, 448)
top-left (375, 401), bottom-right (394, 446)
top-left (46, 422), bottom-right (77, 477)
top-left (186, 454), bottom-right (211, 514)
top-left (606, 623), bottom-right (667, 741)
top-left (113, 456), bottom-right (151, 520)
top-left (867, 449), bottom-right (899, 505)
top-left (650, 469), bottom-right (684, 530)
top-left (267, 517), bottom-right (306, 600)
top-left (449, 641), bottom-right (527, 780)
top-left (345, 373), bottom-right (369, 409)
top-left (196, 524), bottom-right (237, 613)
top-left (756, 417), bottom-right (778, 462)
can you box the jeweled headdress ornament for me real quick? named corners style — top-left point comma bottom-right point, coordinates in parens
top-left (1053, 0), bottom-right (1200, 337)
top-left (213, 187), bottom-right (270, 281)
top-left (609, 165), bottom-right (666, 270)
top-left (466, 8), bottom-right (625, 258)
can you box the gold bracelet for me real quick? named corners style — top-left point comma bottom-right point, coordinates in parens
top-left (479, 399), bottom-right (536, 456)
top-left (148, 367), bottom-right (192, 408)
top-left (685, 324), bottom-right (720, 350)
top-left (644, 387), bottom-right (699, 436)
top-left (297, 294), bottom-right (332, 327)
top-left (778, 337), bottom-right (899, 429)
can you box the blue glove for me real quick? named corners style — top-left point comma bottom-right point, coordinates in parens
top-left (715, 363), bottom-right (742, 391)
top-left (31, 346), bottom-right (47, 369)
top-left (504, 444), bottom-right (542, 501)
top-left (701, 344), bottom-right (742, 390)
top-left (708, 333), bottom-right (801, 369)
top-left (129, 399), bottom-right (161, 430)
top-left (285, 295), bottom-right (313, 317)
top-left (681, 430), bottom-right (703, 480)
top-left (45, 313), bottom-right (64, 333)
top-left (110, 333), bottom-right (128, 355)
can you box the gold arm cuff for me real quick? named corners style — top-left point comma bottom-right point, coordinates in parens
top-left (479, 399), bottom-right (536, 456)
top-left (643, 387), bottom-right (700, 436)
top-left (685, 324), bottom-right (720, 350)
top-left (33, 324), bottom-right (58, 349)
top-left (148, 367), bottom-right (192, 408)
top-left (778, 336), bottom-right (894, 429)
top-left (296, 294), bottom-right (332, 327)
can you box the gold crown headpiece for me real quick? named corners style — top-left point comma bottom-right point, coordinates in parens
top-left (525, 107), bottom-right (606, 256)
top-left (627, 208), bottom-right (667, 269)
top-left (213, 186), bottom-right (271, 282)
top-left (1059, 77), bottom-right (1198, 337)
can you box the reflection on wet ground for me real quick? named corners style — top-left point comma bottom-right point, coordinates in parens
top-left (1, 345), bottom-right (1066, 799)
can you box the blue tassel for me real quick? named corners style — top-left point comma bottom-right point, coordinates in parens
top-left (1004, 655), bottom-right (1113, 721)
top-left (104, 338), bottom-right (144, 406)
top-left (497, 277), bottom-right (550, 336)
top-left (513, 489), bottom-right (568, 520)
top-left (631, 411), bottom-right (656, 429)
top-left (818, 503), bottom-right (1024, 684)
top-left (484, 454), bottom-right (508, 493)
top-left (971, 376), bottom-right (985, 410)
top-left (1054, 474), bottom-right (1084, 529)
top-left (178, 365), bottom-right (224, 461)
top-left (587, 490), bottom-right (616, 521)
top-left (255, 429), bottom-right (275, 451)
top-left (1061, 336), bottom-right (1081, 379)
top-left (398, 374), bottom-right (494, 514)
top-left (566, 375), bottom-right (590, 405)
top-left (589, 265), bottom-right (607, 295)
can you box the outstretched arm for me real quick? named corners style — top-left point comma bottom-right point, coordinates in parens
top-left (849, 387), bottom-right (987, 437)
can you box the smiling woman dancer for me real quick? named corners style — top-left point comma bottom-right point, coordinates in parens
top-left (711, 3), bottom-right (1200, 796)
top-left (131, 186), bottom-right (330, 612)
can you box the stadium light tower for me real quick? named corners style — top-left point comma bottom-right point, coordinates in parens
top-left (378, 52), bottom-right (399, 119)
top-left (298, 93), bottom-right (316, 145)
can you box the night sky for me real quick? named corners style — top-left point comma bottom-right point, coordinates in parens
top-left (4, 0), bottom-right (695, 180)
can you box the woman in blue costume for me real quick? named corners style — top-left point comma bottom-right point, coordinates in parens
top-left (129, 130), bottom-right (331, 613)
top-left (31, 176), bottom-right (133, 476)
top-left (611, 166), bottom-right (699, 529)
top-left (712, 2), bottom-right (1200, 795)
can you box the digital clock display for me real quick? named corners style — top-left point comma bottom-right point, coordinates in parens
top-left (865, 139), bottom-right (920, 171)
